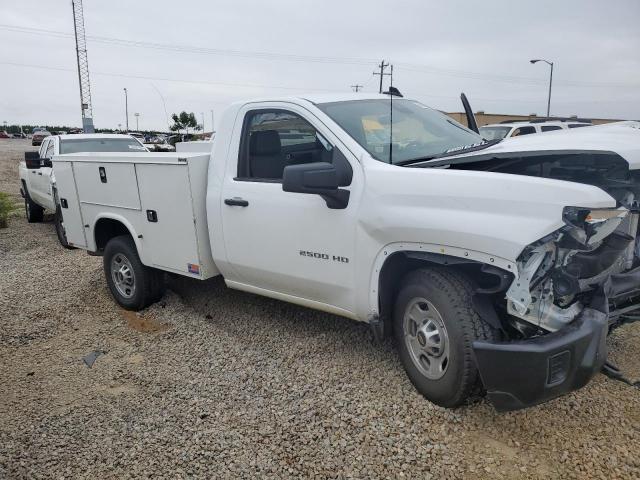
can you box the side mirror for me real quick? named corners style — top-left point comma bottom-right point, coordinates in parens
top-left (42, 158), bottom-right (53, 168)
top-left (282, 162), bottom-right (350, 209)
top-left (24, 151), bottom-right (41, 169)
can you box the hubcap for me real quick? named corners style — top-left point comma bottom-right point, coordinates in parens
top-left (111, 253), bottom-right (136, 299)
top-left (403, 298), bottom-right (450, 380)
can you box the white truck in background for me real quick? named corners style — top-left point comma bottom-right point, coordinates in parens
top-left (19, 134), bottom-right (148, 247)
top-left (51, 93), bottom-right (640, 411)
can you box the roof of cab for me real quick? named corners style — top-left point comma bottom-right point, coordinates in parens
top-left (56, 133), bottom-right (137, 140)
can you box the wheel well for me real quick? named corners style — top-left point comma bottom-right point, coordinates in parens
top-left (94, 218), bottom-right (132, 252)
top-left (377, 251), bottom-right (512, 337)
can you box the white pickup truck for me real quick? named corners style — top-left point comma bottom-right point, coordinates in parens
top-left (51, 93), bottom-right (640, 411)
top-left (20, 134), bottom-right (148, 246)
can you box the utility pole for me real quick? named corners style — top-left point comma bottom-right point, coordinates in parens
top-left (123, 88), bottom-right (129, 132)
top-left (134, 112), bottom-right (140, 131)
top-left (210, 110), bottom-right (214, 133)
top-left (201, 112), bottom-right (205, 132)
top-left (72, 0), bottom-right (95, 132)
top-left (373, 60), bottom-right (391, 93)
top-left (351, 84), bottom-right (363, 92)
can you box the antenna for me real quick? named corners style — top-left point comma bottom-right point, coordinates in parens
top-left (382, 67), bottom-right (403, 165)
top-left (72, 0), bottom-right (95, 132)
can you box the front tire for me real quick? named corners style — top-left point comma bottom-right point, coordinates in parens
top-left (394, 268), bottom-right (498, 408)
top-left (24, 193), bottom-right (44, 223)
top-left (103, 235), bottom-right (165, 311)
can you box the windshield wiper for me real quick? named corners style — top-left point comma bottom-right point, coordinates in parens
top-left (396, 139), bottom-right (502, 166)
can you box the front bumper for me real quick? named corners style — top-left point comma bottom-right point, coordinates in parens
top-left (473, 265), bottom-right (640, 412)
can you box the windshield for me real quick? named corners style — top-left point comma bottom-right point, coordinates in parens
top-left (478, 126), bottom-right (512, 140)
top-left (60, 138), bottom-right (147, 154)
top-left (317, 99), bottom-right (482, 164)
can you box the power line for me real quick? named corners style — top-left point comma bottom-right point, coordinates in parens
top-left (2, 23), bottom-right (637, 89)
top-left (0, 61), bottom-right (577, 105)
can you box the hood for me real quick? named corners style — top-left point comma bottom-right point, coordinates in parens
top-left (447, 122), bottom-right (640, 170)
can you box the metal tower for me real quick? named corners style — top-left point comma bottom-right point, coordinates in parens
top-left (72, 0), bottom-right (95, 132)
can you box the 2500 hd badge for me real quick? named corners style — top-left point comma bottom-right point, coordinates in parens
top-left (299, 250), bottom-right (349, 263)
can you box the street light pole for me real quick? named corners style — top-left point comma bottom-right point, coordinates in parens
top-left (201, 112), bottom-right (205, 132)
top-left (123, 88), bottom-right (129, 132)
top-left (210, 110), bottom-right (214, 132)
top-left (530, 59), bottom-right (554, 118)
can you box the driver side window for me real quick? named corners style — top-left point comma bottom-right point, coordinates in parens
top-left (237, 109), bottom-right (333, 181)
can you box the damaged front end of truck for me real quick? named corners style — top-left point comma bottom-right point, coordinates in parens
top-left (433, 129), bottom-right (640, 410)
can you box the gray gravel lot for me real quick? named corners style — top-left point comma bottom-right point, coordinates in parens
top-left (1, 138), bottom-right (640, 479)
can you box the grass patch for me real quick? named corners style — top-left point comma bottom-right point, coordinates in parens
top-left (0, 192), bottom-right (20, 228)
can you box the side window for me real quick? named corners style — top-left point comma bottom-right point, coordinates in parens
top-left (541, 125), bottom-right (562, 132)
top-left (568, 123), bottom-right (589, 129)
top-left (45, 140), bottom-right (55, 159)
top-left (511, 126), bottom-right (536, 136)
top-left (237, 110), bottom-right (333, 181)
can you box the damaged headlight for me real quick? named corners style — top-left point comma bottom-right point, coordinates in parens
top-left (562, 206), bottom-right (629, 245)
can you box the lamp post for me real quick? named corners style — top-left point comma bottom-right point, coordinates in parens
top-left (201, 112), bottom-right (205, 132)
top-left (134, 113), bottom-right (140, 131)
top-left (530, 59), bottom-right (553, 118)
top-left (123, 88), bottom-right (129, 132)
top-left (210, 110), bottom-right (214, 133)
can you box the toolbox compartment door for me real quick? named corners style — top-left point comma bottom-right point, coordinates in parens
top-left (74, 162), bottom-right (141, 210)
top-left (136, 163), bottom-right (201, 275)
top-left (52, 160), bottom-right (87, 248)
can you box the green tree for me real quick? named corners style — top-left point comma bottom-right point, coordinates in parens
top-left (170, 112), bottom-right (201, 135)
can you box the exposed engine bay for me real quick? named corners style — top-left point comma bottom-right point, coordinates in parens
top-left (449, 151), bottom-right (640, 335)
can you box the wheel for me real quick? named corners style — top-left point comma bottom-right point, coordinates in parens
top-left (54, 205), bottom-right (76, 250)
top-left (103, 235), bottom-right (164, 311)
top-left (24, 191), bottom-right (44, 223)
top-left (394, 267), bottom-right (499, 408)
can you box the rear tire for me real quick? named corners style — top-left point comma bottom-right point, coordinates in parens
top-left (103, 235), bottom-right (164, 311)
top-left (24, 191), bottom-right (44, 223)
top-left (54, 205), bottom-right (76, 250)
top-left (394, 267), bottom-right (499, 408)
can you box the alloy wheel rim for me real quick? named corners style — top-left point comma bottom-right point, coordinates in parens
top-left (403, 297), bottom-right (450, 380)
top-left (111, 253), bottom-right (136, 299)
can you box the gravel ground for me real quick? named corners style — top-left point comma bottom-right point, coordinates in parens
top-left (1, 138), bottom-right (640, 479)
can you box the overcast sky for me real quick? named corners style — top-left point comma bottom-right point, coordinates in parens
top-left (1, 0), bottom-right (639, 131)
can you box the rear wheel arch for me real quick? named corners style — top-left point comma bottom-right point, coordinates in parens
top-left (94, 217), bottom-right (138, 253)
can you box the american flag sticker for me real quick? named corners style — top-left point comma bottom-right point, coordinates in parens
top-left (188, 263), bottom-right (200, 274)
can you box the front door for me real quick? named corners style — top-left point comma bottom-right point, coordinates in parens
top-left (220, 104), bottom-right (360, 315)
top-left (31, 138), bottom-right (54, 208)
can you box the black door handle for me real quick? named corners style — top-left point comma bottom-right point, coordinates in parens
top-left (224, 198), bottom-right (249, 207)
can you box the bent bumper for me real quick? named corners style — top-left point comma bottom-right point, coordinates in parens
top-left (474, 309), bottom-right (607, 411)
top-left (473, 265), bottom-right (640, 412)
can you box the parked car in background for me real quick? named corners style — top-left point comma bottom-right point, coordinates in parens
top-left (19, 133), bottom-right (149, 248)
top-left (479, 120), bottom-right (591, 140)
top-left (143, 135), bottom-right (176, 152)
top-left (12, 132), bottom-right (27, 139)
top-left (31, 130), bottom-right (51, 145)
top-left (0, 131), bottom-right (10, 138)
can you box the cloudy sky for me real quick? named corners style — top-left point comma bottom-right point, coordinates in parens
top-left (1, 0), bottom-right (639, 131)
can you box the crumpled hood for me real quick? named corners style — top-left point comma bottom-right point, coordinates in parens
top-left (453, 122), bottom-right (640, 169)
